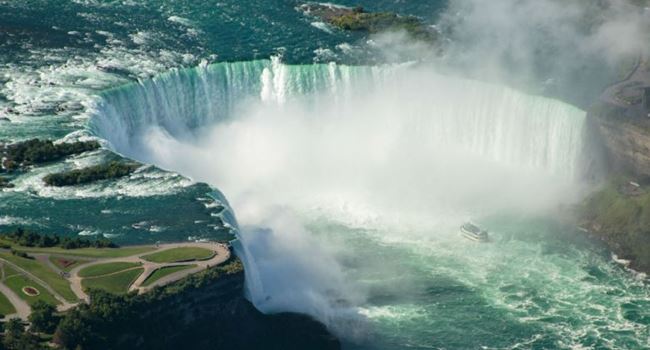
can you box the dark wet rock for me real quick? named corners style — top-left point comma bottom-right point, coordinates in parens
top-left (0, 176), bottom-right (14, 188)
top-left (589, 102), bottom-right (650, 181)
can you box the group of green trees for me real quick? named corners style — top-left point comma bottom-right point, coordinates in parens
top-left (0, 301), bottom-right (56, 350)
top-left (43, 161), bottom-right (139, 187)
top-left (0, 139), bottom-right (99, 172)
top-left (4, 227), bottom-right (117, 249)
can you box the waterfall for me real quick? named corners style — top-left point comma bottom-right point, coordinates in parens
top-left (89, 59), bottom-right (589, 179)
top-left (88, 59), bottom-right (595, 329)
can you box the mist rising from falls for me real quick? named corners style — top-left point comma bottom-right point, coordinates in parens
top-left (89, 59), bottom-right (594, 334)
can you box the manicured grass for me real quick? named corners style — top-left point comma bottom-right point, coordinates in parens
top-left (5, 275), bottom-right (59, 306)
top-left (142, 247), bottom-right (215, 263)
top-left (0, 291), bottom-right (16, 316)
top-left (3, 264), bottom-right (20, 279)
top-left (0, 253), bottom-right (77, 302)
top-left (49, 256), bottom-right (87, 272)
top-left (142, 265), bottom-right (197, 287)
top-left (78, 262), bottom-right (141, 278)
top-left (82, 268), bottom-right (144, 295)
top-left (12, 246), bottom-right (155, 258)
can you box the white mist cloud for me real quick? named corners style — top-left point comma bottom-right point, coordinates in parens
top-left (437, 0), bottom-right (650, 104)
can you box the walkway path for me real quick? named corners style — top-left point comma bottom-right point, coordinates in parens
top-left (0, 281), bottom-right (30, 321)
top-left (0, 258), bottom-right (76, 311)
top-left (67, 242), bottom-right (230, 302)
top-left (601, 55), bottom-right (649, 108)
top-left (0, 241), bottom-right (230, 318)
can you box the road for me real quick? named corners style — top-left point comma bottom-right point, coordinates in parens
top-left (601, 55), bottom-right (649, 108)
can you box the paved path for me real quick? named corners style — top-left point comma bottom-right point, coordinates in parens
top-left (601, 55), bottom-right (648, 108)
top-left (67, 242), bottom-right (230, 302)
top-left (0, 258), bottom-right (76, 311)
top-left (0, 281), bottom-right (30, 321)
top-left (0, 241), bottom-right (230, 318)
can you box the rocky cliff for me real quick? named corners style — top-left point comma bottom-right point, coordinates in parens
top-left (589, 102), bottom-right (650, 182)
top-left (580, 101), bottom-right (650, 273)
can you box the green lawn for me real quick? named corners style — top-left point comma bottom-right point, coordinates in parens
top-left (142, 265), bottom-right (197, 287)
top-left (0, 253), bottom-right (77, 303)
top-left (78, 262), bottom-right (141, 278)
top-left (5, 274), bottom-right (60, 306)
top-left (0, 290), bottom-right (16, 316)
top-left (82, 268), bottom-right (144, 294)
top-left (2, 264), bottom-right (20, 279)
top-left (49, 256), bottom-right (87, 272)
top-left (13, 246), bottom-right (155, 258)
top-left (142, 247), bottom-right (215, 263)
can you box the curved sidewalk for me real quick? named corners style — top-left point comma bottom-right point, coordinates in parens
top-left (67, 242), bottom-right (230, 302)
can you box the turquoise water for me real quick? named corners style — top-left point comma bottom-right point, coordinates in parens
top-left (1, 1), bottom-right (649, 349)
top-left (320, 217), bottom-right (650, 349)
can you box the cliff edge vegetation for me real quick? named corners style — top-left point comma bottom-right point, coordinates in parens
top-left (578, 178), bottom-right (650, 272)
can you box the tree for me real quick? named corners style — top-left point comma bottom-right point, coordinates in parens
top-left (53, 308), bottom-right (93, 349)
top-left (29, 301), bottom-right (57, 334)
top-left (2, 318), bottom-right (24, 349)
top-left (1, 318), bottom-right (39, 350)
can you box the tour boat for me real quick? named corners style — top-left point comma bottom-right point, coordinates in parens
top-left (460, 222), bottom-right (489, 242)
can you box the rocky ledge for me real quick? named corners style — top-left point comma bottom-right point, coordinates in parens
top-left (580, 98), bottom-right (650, 273)
top-left (299, 3), bottom-right (438, 43)
top-left (589, 102), bottom-right (650, 181)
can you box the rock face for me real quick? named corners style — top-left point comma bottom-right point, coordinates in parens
top-left (580, 102), bottom-right (650, 273)
top-left (111, 270), bottom-right (341, 350)
top-left (589, 103), bottom-right (650, 182)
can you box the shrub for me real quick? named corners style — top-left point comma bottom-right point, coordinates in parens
top-left (0, 139), bottom-right (100, 172)
top-left (10, 249), bottom-right (31, 259)
top-left (2, 227), bottom-right (117, 250)
top-left (43, 161), bottom-right (139, 187)
top-left (29, 300), bottom-right (58, 334)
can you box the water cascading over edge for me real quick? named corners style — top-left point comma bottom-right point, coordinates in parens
top-left (87, 58), bottom-right (595, 324)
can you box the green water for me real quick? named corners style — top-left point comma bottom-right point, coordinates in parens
top-left (310, 216), bottom-right (650, 349)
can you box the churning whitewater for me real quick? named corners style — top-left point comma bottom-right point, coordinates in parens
top-left (84, 59), bottom-right (649, 348)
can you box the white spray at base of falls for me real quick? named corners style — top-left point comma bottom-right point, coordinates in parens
top-left (89, 59), bottom-right (593, 336)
